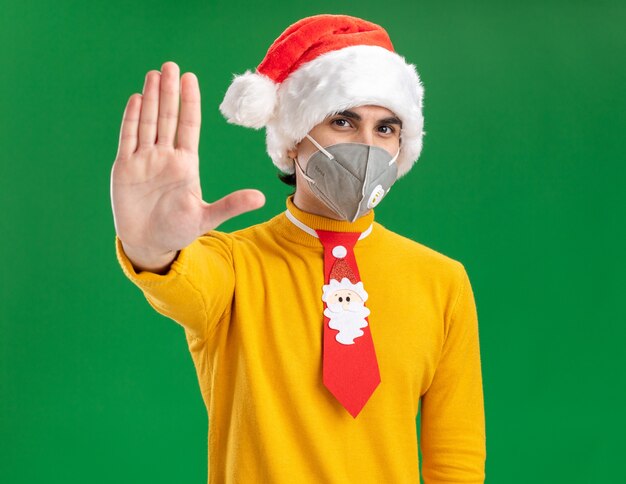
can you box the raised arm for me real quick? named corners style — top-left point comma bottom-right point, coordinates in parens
top-left (110, 61), bottom-right (265, 339)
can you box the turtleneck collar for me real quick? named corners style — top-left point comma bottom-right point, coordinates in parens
top-left (272, 195), bottom-right (376, 248)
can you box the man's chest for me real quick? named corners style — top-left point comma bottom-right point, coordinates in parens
top-left (227, 250), bottom-right (444, 408)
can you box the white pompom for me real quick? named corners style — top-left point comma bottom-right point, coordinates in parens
top-left (219, 70), bottom-right (278, 129)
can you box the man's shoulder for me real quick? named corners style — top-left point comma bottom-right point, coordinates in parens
top-left (373, 222), bottom-right (465, 274)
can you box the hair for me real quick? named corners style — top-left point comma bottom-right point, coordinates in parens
top-left (278, 171), bottom-right (297, 187)
top-left (278, 156), bottom-right (297, 194)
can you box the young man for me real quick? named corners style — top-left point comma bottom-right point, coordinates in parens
top-left (111, 14), bottom-right (486, 483)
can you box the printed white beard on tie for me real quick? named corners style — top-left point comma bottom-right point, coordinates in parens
top-left (323, 292), bottom-right (371, 345)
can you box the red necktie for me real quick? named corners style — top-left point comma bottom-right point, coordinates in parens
top-left (315, 229), bottom-right (381, 418)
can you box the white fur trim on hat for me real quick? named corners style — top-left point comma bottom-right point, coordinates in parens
top-left (219, 70), bottom-right (278, 129)
top-left (266, 45), bottom-right (425, 179)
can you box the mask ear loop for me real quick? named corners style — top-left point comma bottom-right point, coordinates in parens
top-left (293, 156), bottom-right (316, 185)
top-left (389, 146), bottom-right (400, 166)
top-left (292, 133), bottom-right (336, 184)
top-left (386, 147), bottom-right (401, 196)
top-left (305, 134), bottom-right (335, 160)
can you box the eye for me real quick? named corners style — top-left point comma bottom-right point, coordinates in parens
top-left (346, 296), bottom-right (351, 302)
top-left (331, 118), bottom-right (352, 128)
top-left (378, 125), bottom-right (395, 135)
top-left (338, 297), bottom-right (343, 302)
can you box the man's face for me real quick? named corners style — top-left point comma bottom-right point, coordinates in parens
top-left (288, 104), bottom-right (402, 220)
top-left (287, 105), bottom-right (402, 166)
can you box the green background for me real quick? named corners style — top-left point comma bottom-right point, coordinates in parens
top-left (1, 0), bottom-right (624, 482)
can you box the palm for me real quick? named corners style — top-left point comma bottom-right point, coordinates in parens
top-left (112, 145), bottom-right (205, 251)
top-left (110, 62), bottom-right (264, 260)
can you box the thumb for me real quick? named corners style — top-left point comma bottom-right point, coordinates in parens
top-left (200, 189), bottom-right (266, 233)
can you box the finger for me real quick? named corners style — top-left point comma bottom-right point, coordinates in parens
top-left (176, 72), bottom-right (201, 153)
top-left (156, 61), bottom-right (180, 147)
top-left (138, 70), bottom-right (160, 148)
top-left (200, 189), bottom-right (266, 233)
top-left (116, 93), bottom-right (142, 161)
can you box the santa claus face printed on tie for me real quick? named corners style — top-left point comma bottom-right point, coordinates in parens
top-left (322, 277), bottom-right (371, 345)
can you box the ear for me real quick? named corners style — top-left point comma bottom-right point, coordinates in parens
top-left (287, 147), bottom-right (297, 159)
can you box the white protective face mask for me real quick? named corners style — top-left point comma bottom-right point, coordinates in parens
top-left (294, 134), bottom-right (400, 222)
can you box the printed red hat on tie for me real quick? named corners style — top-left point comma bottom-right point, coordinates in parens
top-left (219, 14), bottom-right (426, 180)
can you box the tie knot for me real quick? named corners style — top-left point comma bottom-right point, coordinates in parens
top-left (315, 230), bottom-right (361, 252)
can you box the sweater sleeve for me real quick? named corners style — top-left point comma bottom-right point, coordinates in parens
top-left (419, 264), bottom-right (487, 483)
top-left (114, 232), bottom-right (235, 341)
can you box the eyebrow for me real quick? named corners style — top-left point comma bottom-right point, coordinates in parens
top-left (333, 110), bottom-right (403, 127)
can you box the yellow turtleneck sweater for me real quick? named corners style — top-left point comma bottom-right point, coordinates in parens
top-left (115, 195), bottom-right (486, 483)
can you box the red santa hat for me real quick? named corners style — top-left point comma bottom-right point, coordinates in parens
top-left (219, 14), bottom-right (426, 179)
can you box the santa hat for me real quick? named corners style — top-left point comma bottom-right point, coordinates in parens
top-left (322, 258), bottom-right (369, 303)
top-left (219, 14), bottom-right (426, 179)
